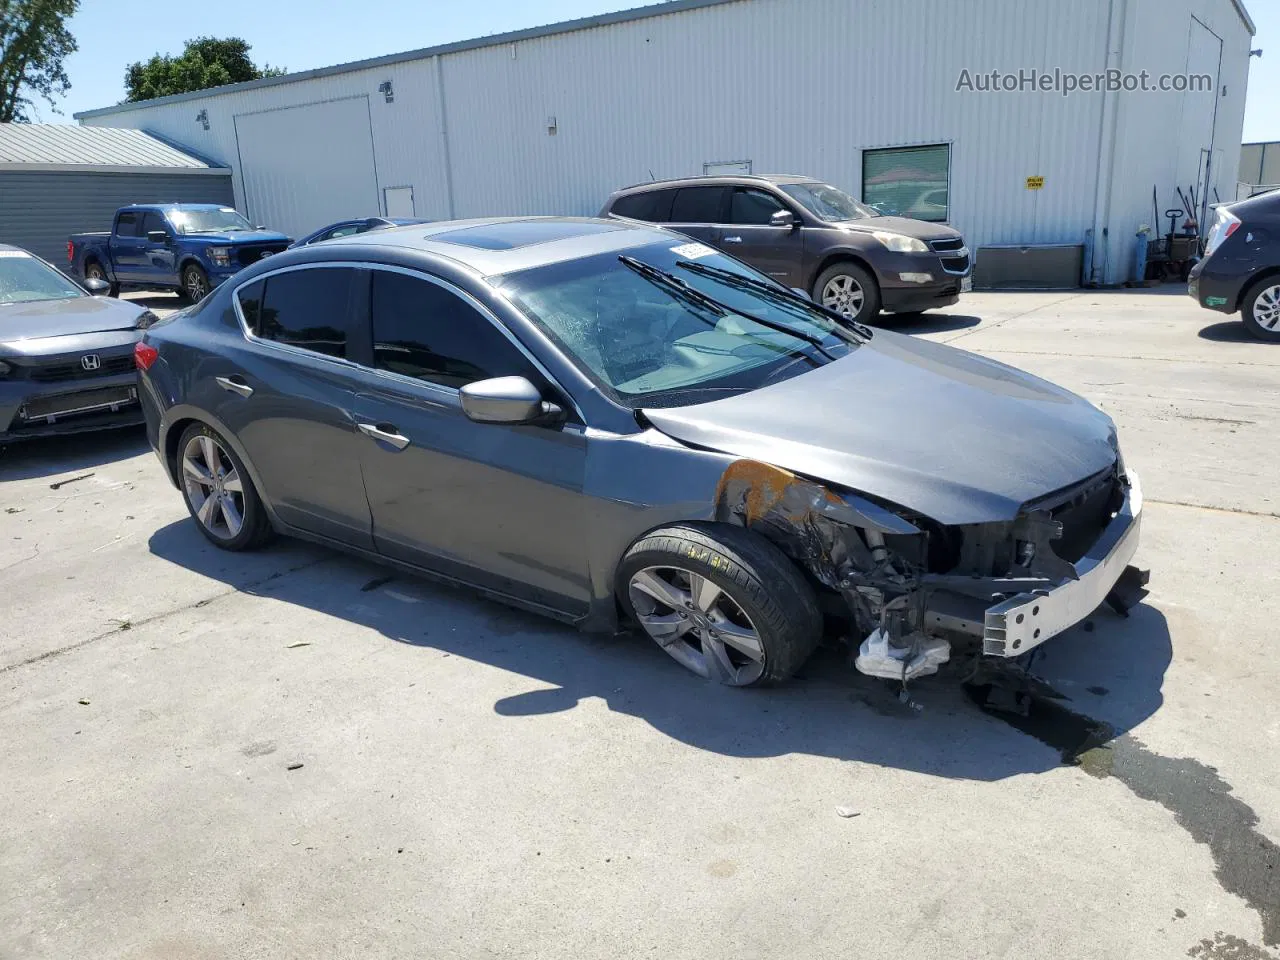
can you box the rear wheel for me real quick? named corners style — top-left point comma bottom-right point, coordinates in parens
top-left (618, 523), bottom-right (822, 686)
top-left (1241, 278), bottom-right (1280, 342)
top-left (177, 423), bottom-right (273, 551)
top-left (814, 261), bottom-right (880, 322)
top-left (180, 263), bottom-right (210, 304)
top-left (83, 261), bottom-right (119, 297)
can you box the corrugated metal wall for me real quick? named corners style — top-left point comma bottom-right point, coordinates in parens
top-left (0, 171), bottom-right (233, 267)
top-left (78, 0), bottom-right (1252, 284)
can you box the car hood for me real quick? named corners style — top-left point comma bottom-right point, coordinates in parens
top-left (641, 331), bottom-right (1116, 525)
top-left (835, 216), bottom-right (960, 241)
top-left (0, 296), bottom-right (144, 344)
top-left (185, 230), bottom-right (290, 244)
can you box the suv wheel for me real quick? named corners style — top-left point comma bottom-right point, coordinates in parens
top-left (814, 262), bottom-right (880, 322)
top-left (1242, 278), bottom-right (1280, 342)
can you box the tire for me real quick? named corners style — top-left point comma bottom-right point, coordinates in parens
top-left (179, 263), bottom-right (210, 304)
top-left (618, 523), bottom-right (822, 686)
top-left (83, 260), bottom-right (119, 297)
top-left (1241, 277), bottom-right (1280, 342)
top-left (176, 423), bottom-right (273, 551)
top-left (813, 261), bottom-right (881, 322)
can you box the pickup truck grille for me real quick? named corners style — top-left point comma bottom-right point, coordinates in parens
top-left (29, 354), bottom-right (135, 382)
top-left (236, 243), bottom-right (289, 267)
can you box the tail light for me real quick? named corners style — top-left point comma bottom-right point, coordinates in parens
top-left (134, 341), bottom-right (159, 372)
top-left (1203, 207), bottom-right (1242, 258)
top-left (67, 240), bottom-right (74, 262)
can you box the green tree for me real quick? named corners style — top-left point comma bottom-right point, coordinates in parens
top-left (0, 0), bottom-right (79, 123)
top-left (125, 36), bottom-right (283, 102)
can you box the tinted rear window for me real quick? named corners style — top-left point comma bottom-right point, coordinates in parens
top-left (115, 212), bottom-right (139, 237)
top-left (610, 192), bottom-right (659, 221)
top-left (239, 268), bottom-right (358, 359)
top-left (669, 186), bottom-right (726, 223)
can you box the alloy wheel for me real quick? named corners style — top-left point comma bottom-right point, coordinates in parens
top-left (85, 264), bottom-right (104, 281)
top-left (1252, 284), bottom-right (1280, 331)
top-left (185, 269), bottom-right (209, 301)
top-left (628, 565), bottom-right (765, 685)
top-left (821, 274), bottom-right (865, 318)
top-left (181, 434), bottom-right (245, 539)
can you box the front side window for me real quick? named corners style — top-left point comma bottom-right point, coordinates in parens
top-left (170, 207), bottom-right (254, 235)
top-left (0, 250), bottom-right (85, 305)
top-left (861, 144), bottom-right (950, 221)
top-left (669, 187), bottom-right (727, 223)
top-left (729, 188), bottom-right (787, 225)
top-left (370, 271), bottom-right (537, 390)
top-left (238, 268), bottom-right (357, 358)
top-left (779, 182), bottom-right (878, 222)
top-left (324, 224), bottom-right (364, 241)
top-left (491, 241), bottom-right (860, 407)
top-left (141, 212), bottom-right (168, 238)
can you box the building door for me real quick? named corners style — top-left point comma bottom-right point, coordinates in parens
top-left (383, 186), bottom-right (415, 218)
top-left (233, 96), bottom-right (380, 239)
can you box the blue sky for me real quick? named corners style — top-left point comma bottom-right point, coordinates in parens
top-left (41, 0), bottom-right (1280, 143)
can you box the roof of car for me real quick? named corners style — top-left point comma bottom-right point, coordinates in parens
top-left (120, 202), bottom-right (233, 212)
top-left (334, 216), bottom-right (679, 275)
top-left (614, 174), bottom-right (820, 193)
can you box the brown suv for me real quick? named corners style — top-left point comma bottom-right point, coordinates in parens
top-left (600, 175), bottom-right (971, 322)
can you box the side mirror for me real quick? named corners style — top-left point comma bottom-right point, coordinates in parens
top-left (83, 277), bottom-right (110, 295)
top-left (147, 230), bottom-right (170, 244)
top-left (770, 209), bottom-right (797, 229)
top-left (459, 376), bottom-right (562, 424)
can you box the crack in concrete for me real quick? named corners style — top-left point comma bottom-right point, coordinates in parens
top-left (939, 293), bottom-right (1086, 344)
top-left (1146, 499), bottom-right (1280, 521)
top-left (0, 556), bottom-right (334, 674)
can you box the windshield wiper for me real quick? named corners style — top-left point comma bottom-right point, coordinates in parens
top-left (676, 260), bottom-right (872, 341)
top-left (620, 256), bottom-right (841, 361)
top-left (618, 256), bottom-right (727, 318)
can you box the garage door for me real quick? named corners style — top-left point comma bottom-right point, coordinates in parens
top-left (234, 96), bottom-right (379, 239)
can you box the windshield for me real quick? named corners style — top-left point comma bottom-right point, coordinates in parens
top-left (780, 182), bottom-right (878, 222)
top-left (490, 240), bottom-right (862, 407)
top-left (169, 207), bottom-right (254, 234)
top-left (0, 250), bottom-right (85, 305)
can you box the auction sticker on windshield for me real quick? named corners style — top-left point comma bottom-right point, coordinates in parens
top-left (669, 242), bottom-right (717, 259)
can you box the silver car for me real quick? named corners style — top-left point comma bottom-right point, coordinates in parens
top-left (136, 217), bottom-right (1145, 686)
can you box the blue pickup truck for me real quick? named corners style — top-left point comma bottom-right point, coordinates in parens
top-left (69, 204), bottom-right (292, 303)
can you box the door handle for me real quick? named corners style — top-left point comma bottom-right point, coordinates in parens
top-left (215, 375), bottom-right (253, 398)
top-left (357, 421), bottom-right (411, 450)
top-left (723, 235), bottom-right (743, 243)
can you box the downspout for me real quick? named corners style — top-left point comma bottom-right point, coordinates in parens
top-left (1089, 0), bottom-right (1129, 286)
top-left (434, 54), bottom-right (457, 219)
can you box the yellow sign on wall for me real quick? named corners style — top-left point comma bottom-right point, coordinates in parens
top-left (1026, 176), bottom-right (1045, 190)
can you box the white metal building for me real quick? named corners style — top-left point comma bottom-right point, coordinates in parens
top-left (74, 0), bottom-right (1254, 285)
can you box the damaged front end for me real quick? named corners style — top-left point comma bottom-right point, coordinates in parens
top-left (712, 458), bottom-right (1148, 682)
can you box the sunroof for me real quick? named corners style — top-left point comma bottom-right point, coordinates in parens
top-left (432, 219), bottom-right (623, 250)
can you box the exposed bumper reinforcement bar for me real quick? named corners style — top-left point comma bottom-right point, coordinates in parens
top-left (925, 471), bottom-right (1144, 657)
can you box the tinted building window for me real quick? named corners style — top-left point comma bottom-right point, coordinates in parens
top-left (729, 188), bottom-right (787, 225)
top-left (862, 144), bottom-right (950, 222)
top-left (249, 268), bottom-right (357, 358)
top-left (669, 187), bottom-right (726, 223)
top-left (371, 271), bottom-right (536, 390)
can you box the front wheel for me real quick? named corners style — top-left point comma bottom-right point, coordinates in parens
top-left (180, 263), bottom-right (211, 304)
top-left (1241, 278), bottom-right (1280, 342)
top-left (618, 524), bottom-right (822, 686)
top-left (813, 262), bottom-right (881, 322)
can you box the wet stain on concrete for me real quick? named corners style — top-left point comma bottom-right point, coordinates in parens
top-left (969, 685), bottom-right (1280, 948)
top-left (706, 859), bottom-right (738, 878)
top-left (1187, 932), bottom-right (1278, 959)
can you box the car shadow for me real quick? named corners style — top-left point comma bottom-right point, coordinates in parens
top-left (877, 312), bottom-right (983, 335)
top-left (1198, 320), bottom-right (1270, 343)
top-left (0, 425), bottom-right (149, 481)
top-left (148, 519), bottom-right (1171, 783)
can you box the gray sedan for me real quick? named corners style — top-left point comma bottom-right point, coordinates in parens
top-left (136, 217), bottom-right (1146, 686)
top-left (1, 244), bottom-right (155, 443)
